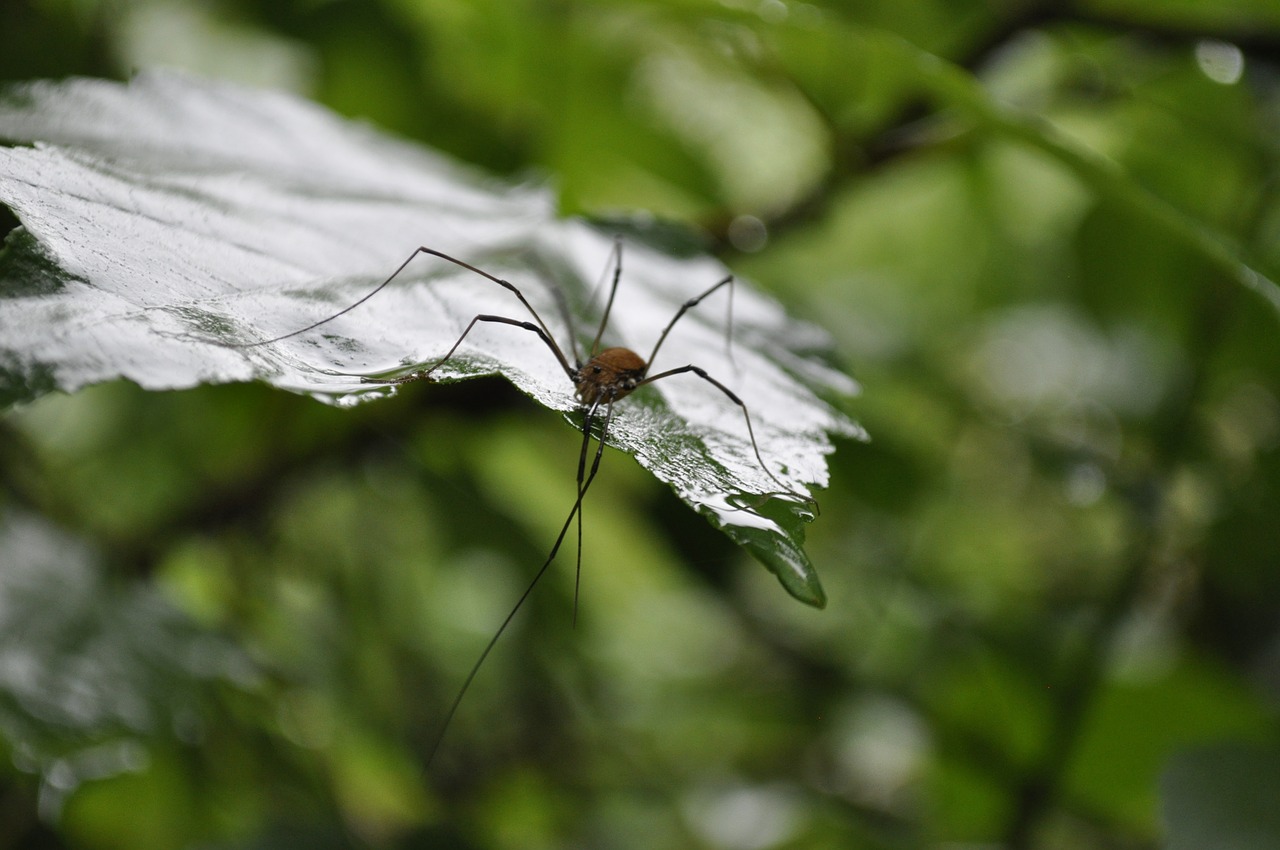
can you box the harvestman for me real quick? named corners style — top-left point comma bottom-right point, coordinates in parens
top-left (238, 242), bottom-right (813, 764)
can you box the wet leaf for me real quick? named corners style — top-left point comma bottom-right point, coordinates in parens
top-left (0, 72), bottom-right (863, 606)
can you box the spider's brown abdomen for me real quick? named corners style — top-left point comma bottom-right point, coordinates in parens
top-left (576, 347), bottom-right (647, 405)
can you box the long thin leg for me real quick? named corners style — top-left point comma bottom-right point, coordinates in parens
top-left (574, 404), bottom-right (594, 627)
top-left (367, 313), bottom-right (576, 385)
top-left (572, 399), bottom-right (615, 626)
top-left (424, 419), bottom-right (610, 768)
top-left (638, 364), bottom-right (816, 511)
top-left (644, 275), bottom-right (735, 369)
top-left (588, 239), bottom-right (625, 357)
top-left (548, 283), bottom-right (583, 368)
top-left (238, 248), bottom-right (574, 377)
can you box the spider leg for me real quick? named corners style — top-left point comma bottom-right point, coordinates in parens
top-left (235, 247), bottom-right (438, 347)
top-left (363, 314), bottom-right (576, 385)
top-left (588, 238), bottom-right (625, 357)
top-left (424, 422), bottom-right (609, 768)
top-left (644, 275), bottom-right (735, 371)
top-left (572, 398), bottom-right (615, 627)
top-left (237, 248), bottom-right (575, 378)
top-left (638, 364), bottom-right (817, 512)
top-left (574, 403), bottom-right (594, 628)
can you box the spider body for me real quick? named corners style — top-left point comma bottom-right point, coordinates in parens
top-left (575, 346), bottom-right (646, 405)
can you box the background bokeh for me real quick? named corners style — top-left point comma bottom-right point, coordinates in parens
top-left (3, 1), bottom-right (1280, 848)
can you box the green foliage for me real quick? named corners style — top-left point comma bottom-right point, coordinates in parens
top-left (2, 2), bottom-right (1279, 849)
top-left (1162, 743), bottom-right (1280, 850)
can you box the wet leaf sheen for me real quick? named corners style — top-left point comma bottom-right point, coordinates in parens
top-left (0, 72), bottom-right (863, 606)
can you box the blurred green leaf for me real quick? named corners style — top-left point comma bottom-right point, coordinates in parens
top-left (0, 510), bottom-right (254, 813)
top-left (1067, 653), bottom-right (1277, 828)
top-left (1161, 743), bottom-right (1280, 850)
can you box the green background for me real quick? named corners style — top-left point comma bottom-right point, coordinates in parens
top-left (2, 1), bottom-right (1279, 848)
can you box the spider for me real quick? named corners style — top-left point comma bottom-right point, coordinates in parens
top-left (239, 240), bottom-right (812, 764)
